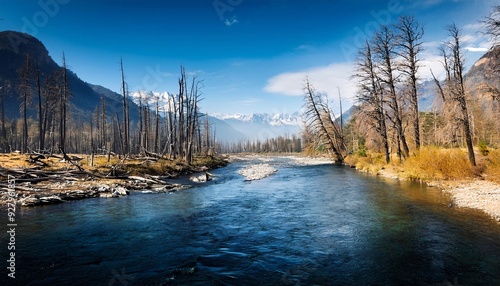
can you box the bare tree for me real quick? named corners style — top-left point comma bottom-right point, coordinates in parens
top-left (0, 82), bottom-right (8, 152)
top-left (154, 94), bottom-right (160, 154)
top-left (19, 54), bottom-right (32, 154)
top-left (120, 58), bottom-right (129, 155)
top-left (354, 40), bottom-right (391, 163)
top-left (484, 5), bottom-right (500, 45)
top-left (396, 15), bottom-right (424, 149)
top-left (35, 62), bottom-right (44, 151)
top-left (59, 52), bottom-right (69, 151)
top-left (372, 25), bottom-right (410, 158)
top-left (303, 78), bottom-right (346, 163)
top-left (434, 24), bottom-right (476, 165)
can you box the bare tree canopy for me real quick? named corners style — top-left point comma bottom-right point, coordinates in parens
top-left (484, 5), bottom-right (500, 46)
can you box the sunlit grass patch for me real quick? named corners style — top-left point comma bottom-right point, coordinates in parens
top-left (484, 149), bottom-right (500, 183)
top-left (403, 147), bottom-right (475, 181)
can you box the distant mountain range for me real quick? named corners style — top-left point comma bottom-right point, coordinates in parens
top-left (210, 112), bottom-right (302, 142)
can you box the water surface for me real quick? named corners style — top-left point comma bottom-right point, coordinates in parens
top-left (2, 157), bottom-right (500, 285)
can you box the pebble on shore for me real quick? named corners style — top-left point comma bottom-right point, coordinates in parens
top-left (445, 180), bottom-right (500, 222)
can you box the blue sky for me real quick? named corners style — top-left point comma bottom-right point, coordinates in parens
top-left (1, 0), bottom-right (497, 115)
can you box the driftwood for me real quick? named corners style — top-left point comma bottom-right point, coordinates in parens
top-left (28, 154), bottom-right (50, 167)
top-left (59, 147), bottom-right (84, 172)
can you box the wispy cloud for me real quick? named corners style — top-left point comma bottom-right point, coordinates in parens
top-left (464, 47), bottom-right (489, 52)
top-left (224, 16), bottom-right (239, 26)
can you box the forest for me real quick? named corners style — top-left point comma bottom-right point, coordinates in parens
top-left (301, 7), bottom-right (500, 178)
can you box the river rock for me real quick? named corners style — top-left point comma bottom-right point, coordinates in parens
top-left (113, 186), bottom-right (130, 196)
top-left (238, 164), bottom-right (277, 181)
top-left (20, 195), bottom-right (64, 206)
top-left (190, 172), bottom-right (210, 183)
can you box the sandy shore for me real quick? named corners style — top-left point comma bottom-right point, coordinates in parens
top-left (443, 180), bottom-right (500, 222)
top-left (377, 169), bottom-right (500, 222)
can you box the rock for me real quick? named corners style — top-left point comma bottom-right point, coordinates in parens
top-left (99, 192), bottom-right (118, 198)
top-left (112, 186), bottom-right (130, 196)
top-left (20, 195), bottom-right (63, 206)
top-left (96, 185), bottom-right (110, 193)
top-left (238, 164), bottom-right (277, 181)
top-left (190, 172), bottom-right (210, 183)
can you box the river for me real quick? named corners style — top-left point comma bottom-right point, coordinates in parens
top-left (2, 156), bottom-right (500, 285)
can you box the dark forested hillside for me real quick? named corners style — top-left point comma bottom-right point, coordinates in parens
top-left (0, 31), bottom-right (136, 120)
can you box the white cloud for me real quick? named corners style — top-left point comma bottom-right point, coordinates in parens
top-left (264, 62), bottom-right (356, 113)
top-left (464, 47), bottom-right (489, 52)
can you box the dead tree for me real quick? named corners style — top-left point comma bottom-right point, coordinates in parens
top-left (447, 23), bottom-right (476, 166)
top-left (372, 25), bottom-right (410, 158)
top-left (484, 5), bottom-right (500, 44)
top-left (59, 53), bottom-right (69, 152)
top-left (433, 24), bottom-right (476, 166)
top-left (18, 54), bottom-right (33, 154)
top-left (354, 40), bottom-right (391, 163)
top-left (396, 15), bottom-right (424, 149)
top-left (303, 78), bottom-right (346, 163)
top-left (120, 58), bottom-right (129, 154)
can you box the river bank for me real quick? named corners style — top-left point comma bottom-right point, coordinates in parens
top-left (363, 163), bottom-right (500, 223)
top-left (0, 153), bottom-right (227, 207)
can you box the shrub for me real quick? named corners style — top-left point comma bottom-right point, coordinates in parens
top-left (478, 140), bottom-right (490, 156)
top-left (485, 149), bottom-right (500, 183)
top-left (355, 152), bottom-right (386, 173)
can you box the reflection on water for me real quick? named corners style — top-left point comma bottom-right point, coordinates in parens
top-left (1, 157), bottom-right (500, 285)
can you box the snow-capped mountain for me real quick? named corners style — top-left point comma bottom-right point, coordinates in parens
top-left (210, 112), bottom-right (302, 142)
top-left (211, 112), bottom-right (301, 126)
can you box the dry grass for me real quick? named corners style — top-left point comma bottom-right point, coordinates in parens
top-left (484, 149), bottom-right (500, 183)
top-left (345, 152), bottom-right (387, 173)
top-left (345, 147), bottom-right (494, 182)
top-left (402, 147), bottom-right (476, 181)
top-left (0, 153), bottom-right (227, 177)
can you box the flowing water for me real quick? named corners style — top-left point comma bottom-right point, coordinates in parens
top-left (2, 156), bottom-right (500, 285)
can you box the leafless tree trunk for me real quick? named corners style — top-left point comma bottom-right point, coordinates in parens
top-left (101, 96), bottom-right (106, 150)
top-left (354, 40), bottom-right (391, 163)
top-left (372, 25), bottom-right (410, 158)
top-left (0, 82), bottom-right (7, 152)
top-left (120, 58), bottom-right (129, 154)
top-left (59, 53), bottom-right (68, 151)
top-left (303, 78), bottom-right (346, 163)
top-left (34, 62), bottom-right (44, 151)
top-left (396, 15), bottom-right (424, 149)
top-left (447, 23), bottom-right (476, 166)
top-left (154, 94), bottom-right (160, 154)
top-left (19, 54), bottom-right (31, 154)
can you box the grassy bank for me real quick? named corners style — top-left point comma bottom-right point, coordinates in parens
top-left (344, 146), bottom-right (500, 222)
top-left (344, 146), bottom-right (500, 184)
top-left (0, 153), bottom-right (228, 177)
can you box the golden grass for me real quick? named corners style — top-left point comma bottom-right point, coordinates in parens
top-left (484, 149), bottom-right (500, 183)
top-left (345, 152), bottom-right (387, 173)
top-left (401, 147), bottom-right (476, 181)
top-left (0, 153), bottom-right (227, 177)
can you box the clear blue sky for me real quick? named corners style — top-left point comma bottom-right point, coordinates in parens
top-left (1, 0), bottom-right (497, 114)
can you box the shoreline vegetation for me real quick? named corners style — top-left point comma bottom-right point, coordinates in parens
top-left (0, 152), bottom-right (227, 207)
top-left (344, 146), bottom-right (500, 222)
